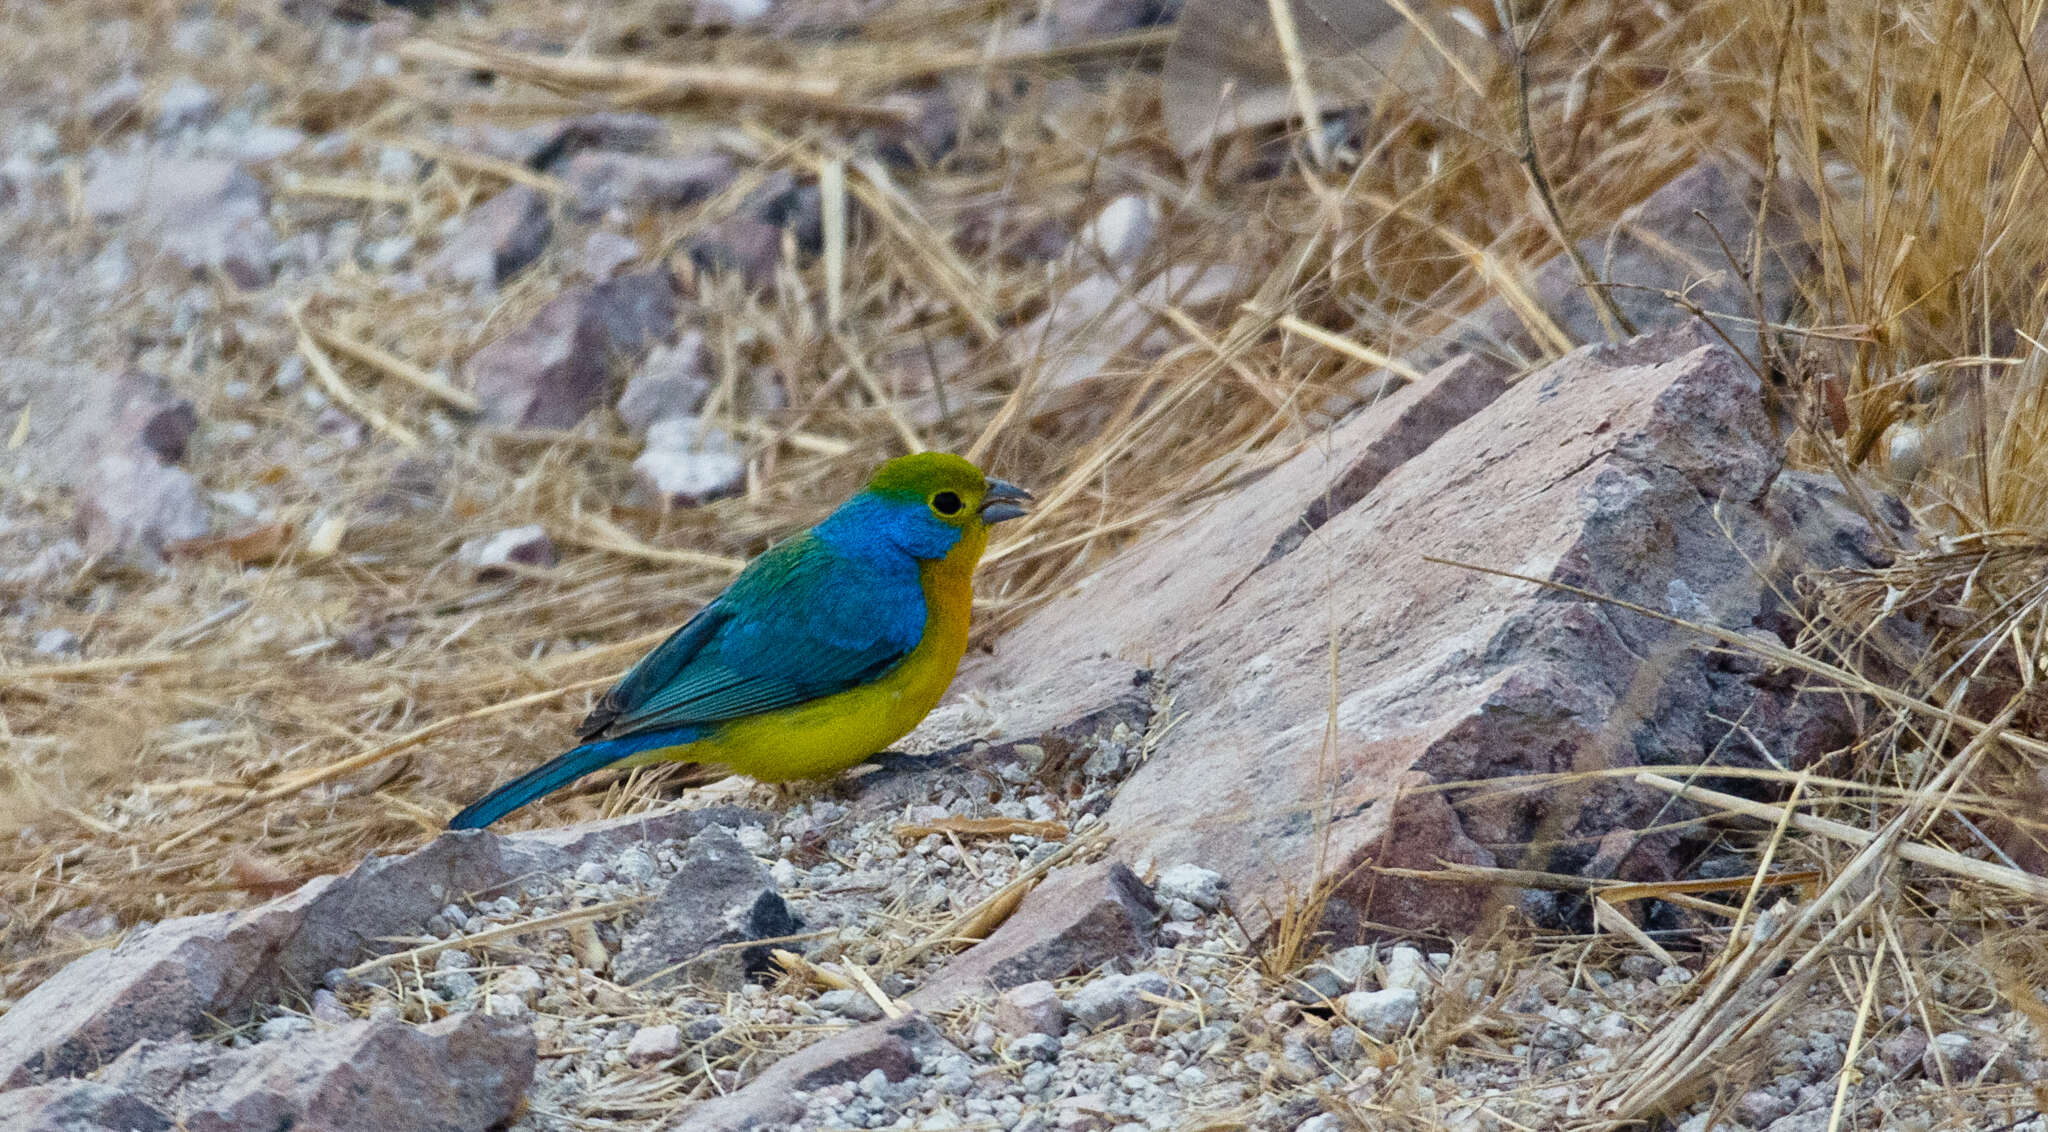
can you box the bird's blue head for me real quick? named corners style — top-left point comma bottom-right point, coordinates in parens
top-left (815, 452), bottom-right (1032, 562)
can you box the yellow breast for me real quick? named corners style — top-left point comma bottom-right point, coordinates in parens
top-left (629, 523), bottom-right (988, 782)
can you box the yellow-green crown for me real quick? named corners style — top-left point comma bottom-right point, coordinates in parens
top-left (864, 452), bottom-right (990, 499)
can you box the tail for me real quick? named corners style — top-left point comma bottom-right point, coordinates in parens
top-left (448, 730), bottom-right (698, 830)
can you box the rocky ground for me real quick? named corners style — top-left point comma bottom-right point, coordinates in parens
top-left (7, 740), bottom-right (2048, 1131)
top-left (4, 0), bottom-right (2048, 1130)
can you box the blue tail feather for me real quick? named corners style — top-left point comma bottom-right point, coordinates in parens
top-left (448, 729), bottom-right (701, 830)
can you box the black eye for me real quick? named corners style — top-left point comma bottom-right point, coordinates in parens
top-left (932, 491), bottom-right (963, 516)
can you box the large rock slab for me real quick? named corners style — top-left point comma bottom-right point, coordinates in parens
top-left (0, 1080), bottom-right (172, 1132)
top-left (969, 320), bottom-right (1886, 942)
top-left (0, 1012), bottom-right (531, 1132)
top-left (0, 807), bottom-right (759, 1086)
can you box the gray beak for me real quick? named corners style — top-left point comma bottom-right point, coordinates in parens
top-left (979, 478), bottom-right (1032, 524)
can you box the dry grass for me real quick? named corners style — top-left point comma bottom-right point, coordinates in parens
top-left (3, 0), bottom-right (2048, 1124)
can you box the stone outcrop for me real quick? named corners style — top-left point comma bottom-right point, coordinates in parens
top-left (964, 321), bottom-right (1895, 942)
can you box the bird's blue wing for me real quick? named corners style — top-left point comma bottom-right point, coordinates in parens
top-left (578, 534), bottom-right (926, 739)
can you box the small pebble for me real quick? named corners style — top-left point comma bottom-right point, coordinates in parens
top-left (308, 989), bottom-right (350, 1025)
top-left (615, 847), bottom-right (658, 884)
top-left (494, 965), bottom-right (546, 1005)
top-left (996, 980), bottom-right (1068, 1038)
top-left (1340, 987), bottom-right (1419, 1041)
top-left (626, 1023), bottom-right (681, 1066)
top-left (1382, 946), bottom-right (1431, 996)
top-left (817, 988), bottom-right (886, 1022)
top-left (1011, 1033), bottom-right (1062, 1062)
top-left (1153, 864), bottom-right (1225, 912)
top-left (257, 1015), bottom-right (314, 1042)
top-left (1618, 954), bottom-right (1663, 980)
top-left (1321, 945), bottom-right (1377, 989)
top-left (1070, 972), bottom-right (1171, 1030)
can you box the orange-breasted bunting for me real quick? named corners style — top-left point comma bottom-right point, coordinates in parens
top-left (448, 452), bottom-right (1031, 829)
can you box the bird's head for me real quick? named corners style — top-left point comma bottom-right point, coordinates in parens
top-left (820, 452), bottom-right (1032, 561)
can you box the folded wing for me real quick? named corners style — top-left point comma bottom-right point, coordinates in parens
top-left (578, 534), bottom-right (926, 739)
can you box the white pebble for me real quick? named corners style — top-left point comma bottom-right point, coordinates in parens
top-left (625, 1023), bottom-right (681, 1066)
top-left (1340, 987), bottom-right (1420, 1041)
top-left (615, 847), bottom-right (658, 884)
top-left (1153, 864), bottom-right (1225, 912)
top-left (494, 965), bottom-right (546, 1004)
top-left (258, 1015), bottom-right (314, 1042)
top-left (1382, 946), bottom-right (1431, 996)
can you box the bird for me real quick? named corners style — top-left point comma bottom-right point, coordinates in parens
top-left (448, 451), bottom-right (1031, 830)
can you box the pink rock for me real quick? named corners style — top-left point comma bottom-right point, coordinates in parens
top-left (1040, 0), bottom-right (1177, 46)
top-left (0, 879), bottom-right (320, 1088)
top-left (66, 371), bottom-right (208, 563)
top-left (90, 1011), bottom-right (532, 1132)
top-left (469, 269), bottom-right (679, 429)
top-left (113, 373), bottom-right (199, 463)
top-left (868, 83), bottom-right (959, 167)
top-left (625, 1023), bottom-right (681, 1066)
top-left (82, 153), bottom-right (275, 287)
top-left (0, 1080), bottom-right (169, 1131)
top-left (688, 171), bottom-right (821, 290)
top-left (1458, 161), bottom-right (1815, 372)
top-left (994, 981), bottom-right (1068, 1038)
top-left (687, 214), bottom-right (785, 289)
top-left (617, 332), bottom-right (713, 437)
top-left (1021, 262), bottom-right (1249, 397)
top-left (425, 185), bottom-right (553, 288)
top-left (963, 322), bottom-right (1890, 942)
top-left (562, 149), bottom-right (736, 219)
top-left (669, 1016), bottom-right (945, 1132)
top-left (581, 230), bottom-right (643, 280)
top-left (908, 860), bottom-right (1158, 1010)
top-left (612, 826), bottom-right (801, 991)
top-left (75, 448), bottom-right (209, 563)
